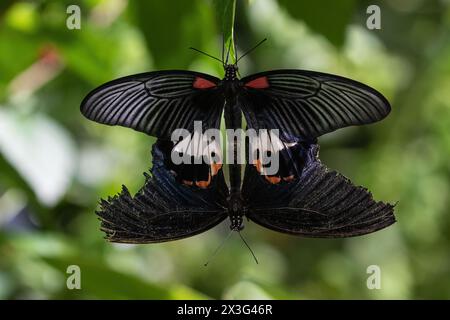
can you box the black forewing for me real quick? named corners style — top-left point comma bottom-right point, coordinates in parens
top-left (239, 70), bottom-right (391, 139)
top-left (97, 140), bottom-right (229, 243)
top-left (241, 144), bottom-right (396, 237)
top-left (81, 71), bottom-right (224, 139)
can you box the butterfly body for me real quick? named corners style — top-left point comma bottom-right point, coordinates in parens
top-left (212, 64), bottom-right (247, 231)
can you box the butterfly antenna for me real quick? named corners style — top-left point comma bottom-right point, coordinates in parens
top-left (236, 38), bottom-right (267, 63)
top-left (189, 47), bottom-right (223, 64)
top-left (204, 229), bottom-right (234, 267)
top-left (238, 231), bottom-right (259, 264)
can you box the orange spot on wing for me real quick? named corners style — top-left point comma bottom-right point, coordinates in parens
top-left (245, 76), bottom-right (269, 89)
top-left (211, 163), bottom-right (222, 176)
top-left (193, 77), bottom-right (217, 89)
top-left (196, 174), bottom-right (211, 189)
top-left (253, 160), bottom-right (263, 173)
top-left (265, 176), bottom-right (281, 184)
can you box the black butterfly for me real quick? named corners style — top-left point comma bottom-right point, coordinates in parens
top-left (81, 42), bottom-right (396, 244)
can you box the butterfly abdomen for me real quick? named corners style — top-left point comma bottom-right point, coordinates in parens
top-left (227, 193), bottom-right (245, 231)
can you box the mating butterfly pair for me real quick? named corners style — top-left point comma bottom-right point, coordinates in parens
top-left (81, 56), bottom-right (396, 244)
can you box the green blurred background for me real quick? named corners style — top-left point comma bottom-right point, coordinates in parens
top-left (0, 0), bottom-right (449, 299)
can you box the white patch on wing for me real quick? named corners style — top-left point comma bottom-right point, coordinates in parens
top-left (172, 133), bottom-right (222, 165)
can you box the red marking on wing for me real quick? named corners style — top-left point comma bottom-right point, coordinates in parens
top-left (245, 76), bottom-right (269, 89)
top-left (193, 77), bottom-right (217, 89)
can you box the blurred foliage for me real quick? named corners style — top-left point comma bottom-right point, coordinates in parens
top-left (278, 0), bottom-right (356, 47)
top-left (0, 0), bottom-right (450, 299)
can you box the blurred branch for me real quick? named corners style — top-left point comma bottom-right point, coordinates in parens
top-left (214, 0), bottom-right (236, 63)
top-left (8, 45), bottom-right (63, 99)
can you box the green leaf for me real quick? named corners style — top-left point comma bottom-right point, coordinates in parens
top-left (277, 0), bottom-right (356, 47)
top-left (43, 256), bottom-right (209, 299)
top-left (214, 0), bottom-right (236, 63)
top-left (43, 256), bottom-right (171, 299)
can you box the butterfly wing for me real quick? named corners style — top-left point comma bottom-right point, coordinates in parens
top-left (81, 71), bottom-right (224, 139)
top-left (239, 70), bottom-right (391, 139)
top-left (97, 140), bottom-right (229, 243)
top-left (241, 144), bottom-right (396, 237)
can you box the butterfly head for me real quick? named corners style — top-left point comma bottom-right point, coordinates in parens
top-left (224, 64), bottom-right (238, 81)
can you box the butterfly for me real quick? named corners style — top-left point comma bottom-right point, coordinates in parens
top-left (80, 40), bottom-right (396, 245)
